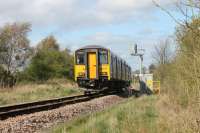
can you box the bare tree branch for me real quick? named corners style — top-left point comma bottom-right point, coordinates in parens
top-left (152, 38), bottom-right (174, 65)
top-left (153, 0), bottom-right (200, 38)
top-left (152, 0), bottom-right (185, 27)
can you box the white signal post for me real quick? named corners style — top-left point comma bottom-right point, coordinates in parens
top-left (130, 44), bottom-right (145, 77)
top-left (130, 44), bottom-right (160, 94)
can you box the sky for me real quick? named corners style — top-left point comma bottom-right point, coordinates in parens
top-left (0, 0), bottom-right (182, 70)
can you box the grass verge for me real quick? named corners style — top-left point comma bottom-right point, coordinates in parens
top-left (51, 96), bottom-right (159, 133)
top-left (50, 95), bottom-right (199, 133)
top-left (0, 80), bottom-right (82, 106)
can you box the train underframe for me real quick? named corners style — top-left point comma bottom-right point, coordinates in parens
top-left (77, 77), bottom-right (132, 96)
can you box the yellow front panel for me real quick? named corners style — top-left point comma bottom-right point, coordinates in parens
top-left (74, 65), bottom-right (85, 81)
top-left (88, 52), bottom-right (97, 79)
top-left (99, 64), bottom-right (110, 79)
top-left (99, 51), bottom-right (111, 80)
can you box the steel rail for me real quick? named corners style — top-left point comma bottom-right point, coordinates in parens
top-left (0, 90), bottom-right (117, 120)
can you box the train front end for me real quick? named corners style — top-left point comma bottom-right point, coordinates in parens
top-left (74, 45), bottom-right (110, 91)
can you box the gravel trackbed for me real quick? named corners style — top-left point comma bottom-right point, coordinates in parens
top-left (0, 95), bottom-right (124, 133)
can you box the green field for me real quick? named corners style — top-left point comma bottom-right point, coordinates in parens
top-left (51, 95), bottom-right (199, 133)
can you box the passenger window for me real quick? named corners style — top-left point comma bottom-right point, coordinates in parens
top-left (76, 52), bottom-right (85, 64)
top-left (99, 50), bottom-right (108, 64)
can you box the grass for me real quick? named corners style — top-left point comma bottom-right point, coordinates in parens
top-left (51, 96), bottom-right (159, 133)
top-left (50, 95), bottom-right (200, 133)
top-left (0, 79), bottom-right (82, 106)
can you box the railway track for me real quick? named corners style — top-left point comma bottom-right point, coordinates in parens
top-left (0, 90), bottom-right (118, 120)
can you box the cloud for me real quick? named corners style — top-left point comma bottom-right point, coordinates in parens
top-left (0, 0), bottom-right (178, 68)
top-left (85, 32), bottom-right (134, 45)
top-left (0, 0), bottom-right (179, 31)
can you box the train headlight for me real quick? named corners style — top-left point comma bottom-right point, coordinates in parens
top-left (78, 72), bottom-right (85, 77)
top-left (100, 72), bottom-right (108, 75)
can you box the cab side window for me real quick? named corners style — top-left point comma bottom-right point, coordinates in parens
top-left (99, 50), bottom-right (108, 64)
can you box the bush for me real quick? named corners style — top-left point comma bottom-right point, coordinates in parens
top-left (16, 35), bottom-right (74, 83)
top-left (154, 18), bottom-right (200, 107)
top-left (23, 49), bottom-right (74, 82)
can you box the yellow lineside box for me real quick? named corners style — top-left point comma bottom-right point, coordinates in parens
top-left (139, 74), bottom-right (160, 94)
top-left (153, 81), bottom-right (160, 94)
top-left (147, 80), bottom-right (153, 91)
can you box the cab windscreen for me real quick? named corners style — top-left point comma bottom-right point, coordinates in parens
top-left (76, 51), bottom-right (85, 65)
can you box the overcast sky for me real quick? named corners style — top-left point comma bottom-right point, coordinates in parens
top-left (0, 0), bottom-right (181, 70)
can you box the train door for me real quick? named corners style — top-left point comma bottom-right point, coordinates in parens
top-left (88, 52), bottom-right (97, 79)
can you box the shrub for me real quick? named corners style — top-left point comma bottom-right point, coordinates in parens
top-left (24, 49), bottom-right (73, 82)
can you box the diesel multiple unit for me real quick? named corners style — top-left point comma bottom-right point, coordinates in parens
top-left (74, 45), bottom-right (131, 92)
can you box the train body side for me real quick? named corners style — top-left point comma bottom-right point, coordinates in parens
top-left (109, 52), bottom-right (132, 88)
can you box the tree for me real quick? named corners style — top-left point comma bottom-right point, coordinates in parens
top-left (26, 50), bottom-right (74, 81)
top-left (152, 39), bottom-right (173, 65)
top-left (62, 48), bottom-right (74, 78)
top-left (142, 66), bottom-right (147, 74)
top-left (153, 0), bottom-right (200, 37)
top-left (37, 35), bottom-right (59, 51)
top-left (26, 51), bottom-right (54, 81)
top-left (153, 0), bottom-right (200, 106)
top-left (0, 22), bottom-right (31, 73)
top-left (0, 65), bottom-right (5, 85)
top-left (24, 36), bottom-right (74, 82)
top-left (149, 64), bottom-right (156, 73)
top-left (0, 22), bottom-right (32, 87)
top-left (151, 38), bottom-right (174, 82)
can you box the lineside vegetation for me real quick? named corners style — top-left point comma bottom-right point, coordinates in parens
top-left (153, 1), bottom-right (200, 107)
top-left (51, 95), bottom-right (199, 133)
top-left (0, 79), bottom-right (82, 106)
top-left (0, 23), bottom-right (74, 88)
top-left (0, 23), bottom-right (76, 105)
top-left (0, 79), bottom-right (81, 105)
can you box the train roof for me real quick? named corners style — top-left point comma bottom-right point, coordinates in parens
top-left (76, 45), bottom-right (108, 51)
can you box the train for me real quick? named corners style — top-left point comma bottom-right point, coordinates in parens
top-left (74, 45), bottom-right (132, 94)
